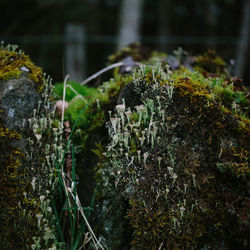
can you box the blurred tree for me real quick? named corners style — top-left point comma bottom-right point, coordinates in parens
top-left (157, 0), bottom-right (171, 52)
top-left (205, 0), bottom-right (220, 49)
top-left (117, 0), bottom-right (143, 49)
top-left (235, 0), bottom-right (250, 77)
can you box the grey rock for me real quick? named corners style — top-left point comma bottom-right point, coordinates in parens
top-left (0, 74), bottom-right (41, 129)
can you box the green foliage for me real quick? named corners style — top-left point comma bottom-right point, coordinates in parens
top-left (58, 75), bottom-right (133, 152)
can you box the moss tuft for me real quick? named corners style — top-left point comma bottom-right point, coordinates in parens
top-left (0, 46), bottom-right (43, 92)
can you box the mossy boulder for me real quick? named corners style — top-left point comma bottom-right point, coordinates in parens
top-left (96, 62), bottom-right (249, 249)
top-left (0, 44), bottom-right (61, 249)
top-left (50, 45), bottom-right (249, 249)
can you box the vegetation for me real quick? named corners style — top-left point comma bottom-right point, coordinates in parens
top-left (92, 48), bottom-right (249, 249)
top-left (54, 81), bottom-right (98, 102)
top-left (1, 42), bottom-right (249, 249)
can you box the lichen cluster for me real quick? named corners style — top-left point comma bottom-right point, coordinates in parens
top-left (0, 44), bottom-right (63, 249)
top-left (96, 61), bottom-right (249, 249)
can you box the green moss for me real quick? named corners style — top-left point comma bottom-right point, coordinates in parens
top-left (53, 81), bottom-right (99, 102)
top-left (0, 126), bottom-right (22, 139)
top-left (0, 121), bottom-right (35, 249)
top-left (194, 50), bottom-right (227, 75)
top-left (0, 46), bottom-right (43, 92)
top-left (50, 46), bottom-right (249, 249)
top-left (61, 74), bottom-right (133, 151)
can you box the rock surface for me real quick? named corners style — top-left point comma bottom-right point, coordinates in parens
top-left (0, 75), bottom-right (41, 129)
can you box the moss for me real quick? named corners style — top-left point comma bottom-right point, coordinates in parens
top-left (194, 50), bottom-right (227, 75)
top-left (0, 46), bottom-right (43, 92)
top-left (53, 46), bottom-right (249, 248)
top-left (53, 81), bottom-right (99, 102)
top-left (62, 74), bottom-right (133, 152)
top-left (0, 121), bottom-right (35, 249)
top-left (0, 125), bottom-right (22, 139)
top-left (108, 42), bottom-right (151, 64)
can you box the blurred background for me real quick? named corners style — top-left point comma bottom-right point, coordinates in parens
top-left (1, 0), bottom-right (249, 84)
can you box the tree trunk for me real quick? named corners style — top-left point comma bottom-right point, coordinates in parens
top-left (65, 23), bottom-right (86, 82)
top-left (157, 0), bottom-right (171, 52)
top-left (205, 0), bottom-right (218, 50)
top-left (234, 0), bottom-right (250, 77)
top-left (117, 0), bottom-right (143, 50)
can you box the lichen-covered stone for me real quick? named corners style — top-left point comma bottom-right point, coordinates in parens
top-left (96, 62), bottom-right (249, 249)
top-left (0, 44), bottom-right (61, 249)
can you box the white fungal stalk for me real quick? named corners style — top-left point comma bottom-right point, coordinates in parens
top-left (116, 104), bottom-right (126, 126)
top-left (135, 104), bottom-right (146, 126)
top-left (139, 136), bottom-right (145, 147)
top-left (180, 206), bottom-right (185, 219)
top-left (110, 117), bottom-right (119, 134)
top-left (125, 109), bottom-right (132, 122)
top-left (157, 156), bottom-right (162, 167)
top-left (167, 166), bottom-right (174, 176)
top-left (143, 152), bottom-right (149, 164)
top-left (137, 150), bottom-right (141, 163)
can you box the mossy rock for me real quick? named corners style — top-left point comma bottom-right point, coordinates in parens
top-left (97, 62), bottom-right (249, 249)
top-left (0, 44), bottom-right (61, 249)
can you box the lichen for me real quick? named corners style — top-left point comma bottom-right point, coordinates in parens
top-left (97, 62), bottom-right (249, 249)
